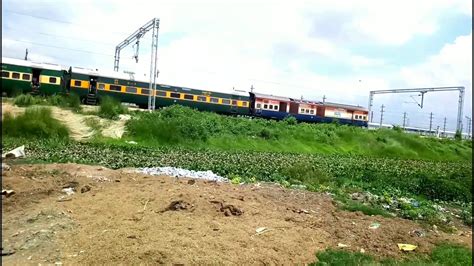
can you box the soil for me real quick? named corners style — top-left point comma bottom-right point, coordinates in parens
top-left (2, 163), bottom-right (472, 265)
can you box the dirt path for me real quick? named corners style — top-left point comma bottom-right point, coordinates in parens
top-left (2, 163), bottom-right (471, 265)
top-left (1, 103), bottom-right (128, 141)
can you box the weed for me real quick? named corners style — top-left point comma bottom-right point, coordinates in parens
top-left (13, 94), bottom-right (43, 107)
top-left (311, 249), bottom-right (374, 266)
top-left (98, 96), bottom-right (128, 119)
top-left (2, 107), bottom-right (69, 139)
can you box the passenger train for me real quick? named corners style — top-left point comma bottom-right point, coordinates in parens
top-left (1, 57), bottom-right (369, 127)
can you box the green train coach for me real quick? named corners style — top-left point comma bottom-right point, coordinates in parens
top-left (1, 57), bottom-right (251, 116)
top-left (1, 57), bottom-right (67, 96)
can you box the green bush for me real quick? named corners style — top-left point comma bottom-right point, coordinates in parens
top-left (98, 96), bottom-right (128, 119)
top-left (48, 93), bottom-right (81, 111)
top-left (2, 107), bottom-right (69, 139)
top-left (13, 94), bottom-right (43, 107)
top-left (430, 243), bottom-right (472, 266)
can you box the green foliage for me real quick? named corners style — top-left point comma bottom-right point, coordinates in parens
top-left (283, 115), bottom-right (297, 125)
top-left (47, 93), bottom-right (81, 111)
top-left (98, 96), bottom-right (128, 119)
top-left (13, 94), bottom-right (43, 107)
top-left (339, 200), bottom-right (392, 217)
top-left (2, 107), bottom-right (69, 139)
top-left (311, 249), bottom-right (374, 266)
top-left (454, 130), bottom-right (462, 141)
top-left (280, 161), bottom-right (334, 190)
top-left (430, 243), bottom-right (473, 266)
top-left (124, 105), bottom-right (471, 161)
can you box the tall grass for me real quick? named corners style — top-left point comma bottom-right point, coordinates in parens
top-left (13, 94), bottom-right (44, 107)
top-left (125, 105), bottom-right (472, 161)
top-left (98, 96), bottom-right (128, 119)
top-left (3, 107), bottom-right (69, 139)
top-left (47, 93), bottom-right (81, 111)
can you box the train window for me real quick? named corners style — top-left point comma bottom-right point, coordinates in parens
top-left (263, 104), bottom-right (268, 109)
top-left (184, 94), bottom-right (194, 100)
top-left (22, 74), bottom-right (31, 80)
top-left (300, 109), bottom-right (305, 113)
top-left (243, 102), bottom-right (249, 107)
top-left (256, 103), bottom-right (261, 109)
top-left (222, 99), bottom-right (231, 105)
top-left (232, 100), bottom-right (238, 105)
top-left (49, 77), bottom-right (57, 83)
top-left (170, 92), bottom-right (180, 98)
top-left (126, 87), bottom-right (137, 93)
top-left (310, 110), bottom-right (314, 114)
top-left (210, 97), bottom-right (219, 103)
top-left (305, 109), bottom-right (310, 114)
top-left (12, 73), bottom-right (20, 79)
top-left (110, 85), bottom-right (121, 92)
top-left (74, 80), bottom-right (82, 87)
top-left (273, 105), bottom-right (278, 110)
top-left (141, 89), bottom-right (150, 95)
top-left (156, 91), bottom-right (166, 97)
top-left (197, 96), bottom-right (207, 101)
top-left (2, 71), bottom-right (9, 78)
top-left (98, 83), bottom-right (105, 90)
top-left (363, 116), bottom-right (367, 120)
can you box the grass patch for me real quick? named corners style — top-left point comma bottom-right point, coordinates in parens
top-left (311, 249), bottom-right (374, 265)
top-left (47, 93), bottom-right (81, 111)
top-left (98, 96), bottom-right (128, 119)
top-left (3, 107), bottom-right (69, 139)
top-left (125, 105), bottom-right (472, 161)
top-left (312, 243), bottom-right (472, 265)
top-left (13, 94), bottom-right (44, 107)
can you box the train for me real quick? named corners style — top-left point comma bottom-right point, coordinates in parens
top-left (1, 56), bottom-right (369, 127)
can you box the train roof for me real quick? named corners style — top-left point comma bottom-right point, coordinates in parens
top-left (321, 101), bottom-right (368, 111)
top-left (70, 66), bottom-right (151, 83)
top-left (251, 92), bottom-right (291, 102)
top-left (2, 56), bottom-right (67, 71)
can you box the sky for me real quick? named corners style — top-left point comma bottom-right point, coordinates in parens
top-left (2, 0), bottom-right (472, 132)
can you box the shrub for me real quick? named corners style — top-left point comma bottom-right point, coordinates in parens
top-left (2, 107), bottom-right (69, 139)
top-left (98, 96), bottom-right (127, 119)
top-left (281, 161), bottom-right (334, 190)
top-left (48, 93), bottom-right (81, 111)
top-left (283, 115), bottom-right (297, 125)
top-left (13, 94), bottom-right (43, 107)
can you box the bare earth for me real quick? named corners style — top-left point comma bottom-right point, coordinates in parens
top-left (2, 163), bottom-right (472, 265)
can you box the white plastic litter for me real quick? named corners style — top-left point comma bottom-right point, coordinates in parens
top-left (62, 187), bottom-right (75, 196)
top-left (2, 145), bottom-right (26, 159)
top-left (138, 167), bottom-right (229, 182)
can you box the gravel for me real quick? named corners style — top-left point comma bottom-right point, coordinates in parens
top-left (137, 167), bottom-right (229, 182)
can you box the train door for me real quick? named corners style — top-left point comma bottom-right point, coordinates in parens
top-left (31, 69), bottom-right (41, 94)
top-left (85, 76), bottom-right (98, 105)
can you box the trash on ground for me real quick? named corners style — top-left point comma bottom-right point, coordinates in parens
top-left (2, 163), bottom-right (11, 171)
top-left (162, 200), bottom-right (194, 212)
top-left (369, 222), bottom-right (381, 229)
top-left (125, 140), bottom-right (138, 145)
top-left (2, 145), bottom-right (26, 159)
top-left (138, 167), bottom-right (229, 182)
top-left (255, 227), bottom-right (270, 235)
top-left (337, 243), bottom-right (349, 248)
top-left (360, 248), bottom-right (365, 253)
top-left (397, 243), bottom-right (417, 251)
top-left (2, 189), bottom-right (15, 197)
top-left (62, 187), bottom-right (75, 196)
top-left (210, 200), bottom-right (243, 216)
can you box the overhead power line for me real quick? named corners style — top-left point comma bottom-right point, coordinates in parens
top-left (6, 39), bottom-right (113, 57)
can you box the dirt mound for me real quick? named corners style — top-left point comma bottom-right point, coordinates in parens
top-left (2, 163), bottom-right (472, 265)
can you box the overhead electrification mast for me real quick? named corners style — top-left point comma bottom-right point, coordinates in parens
top-left (113, 18), bottom-right (160, 111)
top-left (368, 86), bottom-right (465, 133)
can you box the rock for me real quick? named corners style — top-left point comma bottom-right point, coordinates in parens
top-left (81, 185), bottom-right (92, 193)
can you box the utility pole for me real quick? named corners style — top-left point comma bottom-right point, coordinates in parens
top-left (402, 112), bottom-right (407, 129)
top-left (429, 112), bottom-right (433, 133)
top-left (370, 111), bottom-right (374, 122)
top-left (322, 95), bottom-right (326, 103)
top-left (24, 49), bottom-right (28, 60)
top-left (466, 116), bottom-right (472, 138)
top-left (443, 117), bottom-right (447, 137)
top-left (379, 104), bottom-right (385, 127)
